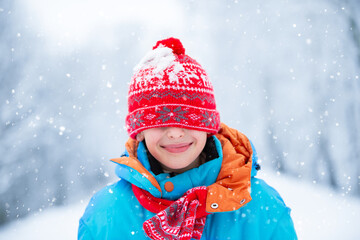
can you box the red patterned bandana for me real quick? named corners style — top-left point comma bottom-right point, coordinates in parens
top-left (132, 185), bottom-right (209, 240)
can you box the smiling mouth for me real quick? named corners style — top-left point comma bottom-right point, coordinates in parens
top-left (161, 143), bottom-right (192, 153)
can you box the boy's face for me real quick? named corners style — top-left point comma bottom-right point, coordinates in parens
top-left (136, 127), bottom-right (207, 174)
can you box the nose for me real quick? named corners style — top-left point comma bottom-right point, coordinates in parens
top-left (166, 127), bottom-right (185, 139)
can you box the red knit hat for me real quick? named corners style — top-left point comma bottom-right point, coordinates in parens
top-left (126, 37), bottom-right (220, 139)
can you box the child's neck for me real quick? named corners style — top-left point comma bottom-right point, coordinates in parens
top-left (161, 152), bottom-right (206, 174)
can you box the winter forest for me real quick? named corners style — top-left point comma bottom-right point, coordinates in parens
top-left (1, 0), bottom-right (360, 239)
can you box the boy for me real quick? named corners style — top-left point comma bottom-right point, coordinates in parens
top-left (78, 37), bottom-right (297, 239)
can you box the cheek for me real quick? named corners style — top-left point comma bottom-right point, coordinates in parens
top-left (143, 131), bottom-right (160, 143)
top-left (143, 132), bottom-right (164, 152)
top-left (145, 138), bottom-right (159, 153)
top-left (194, 133), bottom-right (208, 145)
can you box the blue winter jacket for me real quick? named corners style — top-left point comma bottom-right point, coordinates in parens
top-left (78, 127), bottom-right (297, 240)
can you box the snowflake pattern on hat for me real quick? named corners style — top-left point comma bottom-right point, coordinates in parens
top-left (156, 106), bottom-right (188, 123)
top-left (201, 111), bottom-right (218, 128)
top-left (128, 112), bottom-right (144, 129)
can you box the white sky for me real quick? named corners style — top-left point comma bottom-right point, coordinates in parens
top-left (20, 0), bottom-right (184, 49)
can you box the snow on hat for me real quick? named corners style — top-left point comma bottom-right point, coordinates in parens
top-left (126, 37), bottom-right (220, 139)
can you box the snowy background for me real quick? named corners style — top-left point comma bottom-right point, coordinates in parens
top-left (1, 0), bottom-right (360, 239)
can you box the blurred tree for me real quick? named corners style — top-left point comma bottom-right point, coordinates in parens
top-left (342, 0), bottom-right (360, 196)
top-left (0, 1), bottom-right (113, 226)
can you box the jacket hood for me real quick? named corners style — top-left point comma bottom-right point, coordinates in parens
top-left (111, 123), bottom-right (258, 213)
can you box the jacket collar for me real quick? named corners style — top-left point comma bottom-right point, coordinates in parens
top-left (111, 123), bottom-right (256, 213)
top-left (113, 136), bottom-right (223, 200)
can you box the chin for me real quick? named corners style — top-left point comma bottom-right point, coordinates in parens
top-left (167, 164), bottom-right (189, 170)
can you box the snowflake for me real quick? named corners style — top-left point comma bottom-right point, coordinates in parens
top-left (156, 106), bottom-right (188, 123)
top-left (129, 112), bottom-right (144, 128)
top-left (201, 111), bottom-right (217, 127)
